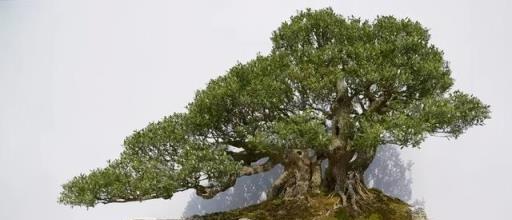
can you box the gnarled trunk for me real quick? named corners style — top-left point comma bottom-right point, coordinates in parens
top-left (269, 146), bottom-right (377, 209)
top-left (269, 149), bottom-right (322, 199)
top-left (324, 147), bottom-right (377, 210)
top-left (319, 76), bottom-right (375, 210)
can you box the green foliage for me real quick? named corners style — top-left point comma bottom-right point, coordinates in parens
top-left (250, 111), bottom-right (330, 151)
top-left (186, 55), bottom-right (294, 144)
top-left (379, 90), bottom-right (490, 147)
top-left (59, 8), bottom-right (490, 207)
top-left (59, 114), bottom-right (240, 207)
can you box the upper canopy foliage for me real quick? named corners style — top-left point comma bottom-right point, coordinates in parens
top-left (59, 8), bottom-right (490, 207)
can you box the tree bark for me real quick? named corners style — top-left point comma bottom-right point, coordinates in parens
top-left (269, 149), bottom-right (322, 199)
top-left (269, 147), bottom-right (377, 209)
top-left (324, 147), bottom-right (377, 210)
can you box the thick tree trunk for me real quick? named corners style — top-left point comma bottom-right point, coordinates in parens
top-left (269, 146), bottom-right (376, 209)
top-left (269, 149), bottom-right (322, 199)
top-left (319, 77), bottom-right (375, 210)
top-left (324, 147), bottom-right (376, 211)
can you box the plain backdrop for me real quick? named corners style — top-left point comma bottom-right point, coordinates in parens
top-left (1, 0), bottom-right (511, 219)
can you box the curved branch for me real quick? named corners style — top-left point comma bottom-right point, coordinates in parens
top-left (227, 150), bottom-right (270, 166)
top-left (239, 159), bottom-right (275, 176)
top-left (367, 91), bottom-right (393, 114)
top-left (195, 159), bottom-right (276, 199)
top-left (195, 181), bottom-right (236, 199)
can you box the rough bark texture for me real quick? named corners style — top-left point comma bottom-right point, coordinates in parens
top-left (270, 149), bottom-right (322, 199)
top-left (268, 146), bottom-right (377, 212)
top-left (324, 148), bottom-right (376, 211)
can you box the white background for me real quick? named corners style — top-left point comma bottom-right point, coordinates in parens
top-left (1, 1), bottom-right (511, 219)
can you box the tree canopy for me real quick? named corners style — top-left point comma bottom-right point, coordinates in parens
top-left (59, 8), bottom-right (490, 207)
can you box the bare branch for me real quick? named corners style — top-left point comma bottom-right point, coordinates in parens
top-left (195, 159), bottom-right (276, 199)
top-left (239, 159), bottom-right (275, 176)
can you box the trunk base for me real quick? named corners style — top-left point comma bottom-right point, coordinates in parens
top-left (269, 149), bottom-right (373, 210)
top-left (269, 149), bottom-right (322, 199)
top-left (333, 171), bottom-right (374, 211)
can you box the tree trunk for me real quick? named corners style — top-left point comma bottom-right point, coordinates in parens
top-left (268, 146), bottom-right (377, 212)
top-left (269, 77), bottom-right (380, 208)
top-left (269, 149), bottom-right (322, 199)
top-left (325, 147), bottom-right (376, 211)
top-left (320, 76), bottom-right (375, 210)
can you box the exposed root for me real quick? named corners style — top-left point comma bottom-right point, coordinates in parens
top-left (334, 171), bottom-right (374, 212)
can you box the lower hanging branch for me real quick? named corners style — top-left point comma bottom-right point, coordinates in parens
top-left (195, 159), bottom-right (276, 199)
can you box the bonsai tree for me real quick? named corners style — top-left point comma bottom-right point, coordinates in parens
top-left (59, 8), bottom-right (490, 211)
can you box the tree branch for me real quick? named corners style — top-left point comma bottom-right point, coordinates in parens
top-left (239, 159), bottom-right (275, 176)
top-left (195, 159), bottom-right (276, 199)
top-left (367, 91), bottom-right (393, 114)
top-left (227, 150), bottom-right (270, 166)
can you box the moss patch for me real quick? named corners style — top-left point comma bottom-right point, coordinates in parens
top-left (187, 189), bottom-right (412, 220)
